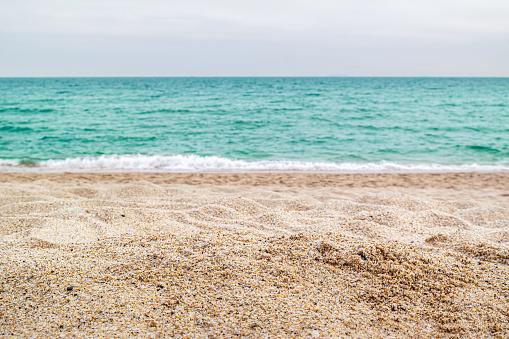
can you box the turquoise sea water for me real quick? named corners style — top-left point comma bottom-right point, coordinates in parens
top-left (0, 77), bottom-right (508, 172)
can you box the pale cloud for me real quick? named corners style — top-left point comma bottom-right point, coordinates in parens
top-left (0, 0), bottom-right (508, 76)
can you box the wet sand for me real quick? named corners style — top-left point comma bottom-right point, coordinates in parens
top-left (1, 172), bottom-right (508, 338)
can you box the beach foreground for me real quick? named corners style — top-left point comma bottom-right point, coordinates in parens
top-left (1, 172), bottom-right (508, 338)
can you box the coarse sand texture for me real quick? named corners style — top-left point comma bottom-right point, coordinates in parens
top-left (1, 172), bottom-right (508, 338)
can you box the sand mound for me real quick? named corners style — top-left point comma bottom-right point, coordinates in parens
top-left (1, 232), bottom-right (507, 338)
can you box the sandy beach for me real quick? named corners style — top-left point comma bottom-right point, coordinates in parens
top-left (1, 172), bottom-right (508, 338)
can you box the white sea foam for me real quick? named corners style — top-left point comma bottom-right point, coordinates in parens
top-left (0, 159), bottom-right (20, 167)
top-left (0, 154), bottom-right (508, 173)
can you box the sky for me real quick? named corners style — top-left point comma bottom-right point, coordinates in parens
top-left (1, 0), bottom-right (508, 77)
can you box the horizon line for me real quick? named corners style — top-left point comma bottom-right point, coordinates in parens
top-left (1, 75), bottom-right (509, 78)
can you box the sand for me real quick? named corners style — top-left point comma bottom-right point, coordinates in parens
top-left (0, 172), bottom-right (508, 338)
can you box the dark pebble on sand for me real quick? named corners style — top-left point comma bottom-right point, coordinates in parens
top-left (121, 214), bottom-right (125, 217)
top-left (66, 286), bottom-right (73, 291)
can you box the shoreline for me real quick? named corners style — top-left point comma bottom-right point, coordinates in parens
top-left (2, 171), bottom-right (509, 188)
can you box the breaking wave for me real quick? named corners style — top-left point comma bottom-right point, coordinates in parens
top-left (1, 154), bottom-right (508, 173)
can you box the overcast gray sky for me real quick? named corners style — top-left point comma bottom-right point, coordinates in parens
top-left (1, 0), bottom-right (508, 76)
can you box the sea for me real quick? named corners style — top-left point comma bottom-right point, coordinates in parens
top-left (0, 77), bottom-right (508, 173)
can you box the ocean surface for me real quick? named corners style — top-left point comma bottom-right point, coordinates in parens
top-left (0, 77), bottom-right (508, 173)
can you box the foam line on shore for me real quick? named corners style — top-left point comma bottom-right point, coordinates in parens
top-left (0, 154), bottom-right (508, 173)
